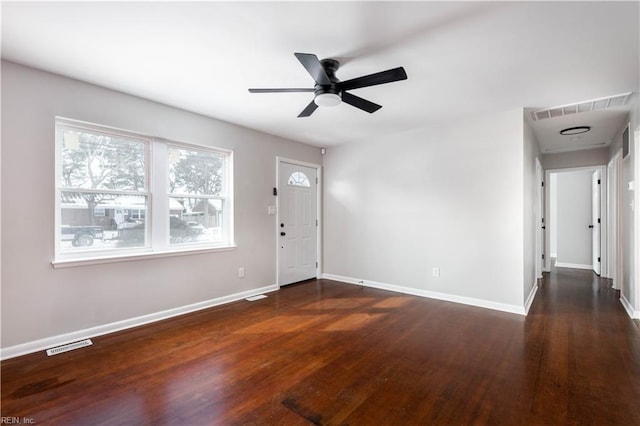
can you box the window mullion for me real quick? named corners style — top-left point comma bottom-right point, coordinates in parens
top-left (150, 140), bottom-right (169, 250)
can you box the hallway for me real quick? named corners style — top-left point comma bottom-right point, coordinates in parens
top-left (525, 267), bottom-right (640, 423)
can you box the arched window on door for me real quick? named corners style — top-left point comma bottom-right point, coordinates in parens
top-left (288, 171), bottom-right (311, 187)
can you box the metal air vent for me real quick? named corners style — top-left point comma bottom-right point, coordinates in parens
top-left (46, 339), bottom-right (93, 356)
top-left (532, 92), bottom-right (631, 121)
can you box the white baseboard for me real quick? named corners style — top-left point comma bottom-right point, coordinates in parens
top-left (321, 273), bottom-right (527, 316)
top-left (554, 262), bottom-right (593, 270)
top-left (620, 293), bottom-right (640, 319)
top-left (0, 284), bottom-right (279, 361)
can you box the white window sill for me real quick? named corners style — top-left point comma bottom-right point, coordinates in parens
top-left (51, 245), bottom-right (237, 269)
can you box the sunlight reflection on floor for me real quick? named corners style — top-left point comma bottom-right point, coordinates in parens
top-left (322, 313), bottom-right (387, 331)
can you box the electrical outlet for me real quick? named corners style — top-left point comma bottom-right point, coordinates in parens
top-left (433, 267), bottom-right (440, 277)
top-left (238, 267), bottom-right (245, 278)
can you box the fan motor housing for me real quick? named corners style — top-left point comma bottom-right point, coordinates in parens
top-left (315, 58), bottom-right (341, 97)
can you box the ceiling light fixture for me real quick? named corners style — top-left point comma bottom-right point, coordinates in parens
top-left (559, 126), bottom-right (591, 135)
top-left (314, 93), bottom-right (341, 107)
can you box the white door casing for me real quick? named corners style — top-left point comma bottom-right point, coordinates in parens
top-left (592, 169), bottom-right (602, 275)
top-left (536, 159), bottom-right (544, 279)
top-left (607, 151), bottom-right (623, 288)
top-left (545, 166), bottom-right (607, 274)
top-left (277, 160), bottom-right (318, 286)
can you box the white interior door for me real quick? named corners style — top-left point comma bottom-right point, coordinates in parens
top-left (278, 161), bottom-right (318, 286)
top-left (592, 170), bottom-right (601, 275)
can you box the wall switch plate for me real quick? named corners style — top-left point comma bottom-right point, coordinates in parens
top-left (267, 205), bottom-right (276, 215)
top-left (238, 267), bottom-right (245, 278)
top-left (433, 267), bottom-right (440, 277)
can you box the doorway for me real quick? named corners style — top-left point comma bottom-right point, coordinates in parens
top-left (545, 166), bottom-right (607, 275)
top-left (276, 158), bottom-right (321, 286)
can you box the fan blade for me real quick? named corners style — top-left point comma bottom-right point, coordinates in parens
top-left (297, 100), bottom-right (318, 118)
top-left (294, 53), bottom-right (332, 85)
top-left (249, 88), bottom-right (315, 93)
top-left (339, 67), bottom-right (407, 91)
top-left (342, 92), bottom-right (382, 113)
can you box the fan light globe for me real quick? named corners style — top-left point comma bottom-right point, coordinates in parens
top-left (314, 93), bottom-right (341, 107)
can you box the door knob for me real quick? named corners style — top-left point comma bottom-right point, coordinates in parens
top-left (280, 232), bottom-right (286, 236)
top-left (588, 225), bottom-right (594, 228)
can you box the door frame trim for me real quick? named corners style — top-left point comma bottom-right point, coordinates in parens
top-left (275, 157), bottom-right (322, 287)
top-left (544, 165), bottom-right (607, 274)
top-left (535, 158), bottom-right (544, 279)
top-left (634, 127), bottom-right (640, 316)
top-left (607, 150), bottom-right (623, 289)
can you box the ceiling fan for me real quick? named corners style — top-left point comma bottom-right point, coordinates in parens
top-left (248, 52), bottom-right (408, 118)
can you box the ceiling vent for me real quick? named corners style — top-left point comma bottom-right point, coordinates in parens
top-left (531, 92), bottom-right (631, 121)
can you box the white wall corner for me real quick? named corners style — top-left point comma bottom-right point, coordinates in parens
top-left (525, 282), bottom-right (538, 314)
top-left (620, 292), bottom-right (640, 319)
top-left (0, 284), bottom-right (279, 360)
top-left (322, 273), bottom-right (527, 316)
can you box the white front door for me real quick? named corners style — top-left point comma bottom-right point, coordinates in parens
top-left (278, 161), bottom-right (318, 285)
top-left (592, 170), bottom-right (601, 275)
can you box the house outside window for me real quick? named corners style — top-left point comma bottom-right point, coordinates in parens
top-left (55, 118), bottom-right (233, 261)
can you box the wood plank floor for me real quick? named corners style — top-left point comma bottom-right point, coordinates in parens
top-left (2, 268), bottom-right (640, 425)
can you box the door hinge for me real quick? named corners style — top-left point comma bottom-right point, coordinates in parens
top-left (598, 218), bottom-right (601, 224)
top-left (542, 254), bottom-right (545, 260)
top-left (315, 262), bottom-right (318, 268)
top-left (316, 177), bottom-right (318, 184)
top-left (316, 219), bottom-right (318, 227)
top-left (597, 257), bottom-right (601, 263)
top-left (597, 179), bottom-right (601, 185)
top-left (541, 181), bottom-right (544, 187)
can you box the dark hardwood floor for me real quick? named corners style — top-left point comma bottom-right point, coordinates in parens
top-left (2, 269), bottom-right (640, 425)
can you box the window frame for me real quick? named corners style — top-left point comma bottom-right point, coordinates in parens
top-left (53, 118), bottom-right (235, 267)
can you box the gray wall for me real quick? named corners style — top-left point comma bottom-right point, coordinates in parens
top-left (608, 100), bottom-right (638, 315)
top-left (541, 148), bottom-right (609, 170)
top-left (1, 61), bottom-right (322, 351)
top-left (323, 109), bottom-right (527, 310)
top-left (555, 170), bottom-right (593, 267)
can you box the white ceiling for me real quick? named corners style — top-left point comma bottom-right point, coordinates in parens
top-left (2, 1), bottom-right (638, 150)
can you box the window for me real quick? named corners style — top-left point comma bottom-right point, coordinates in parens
top-left (288, 171), bottom-right (311, 187)
top-left (55, 118), bottom-right (233, 262)
top-left (168, 147), bottom-right (229, 245)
